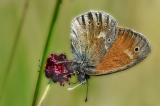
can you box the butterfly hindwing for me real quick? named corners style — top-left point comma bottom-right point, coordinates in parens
top-left (87, 27), bottom-right (151, 75)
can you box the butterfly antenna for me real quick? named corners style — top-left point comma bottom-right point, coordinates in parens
top-left (85, 79), bottom-right (89, 102)
top-left (67, 80), bottom-right (86, 91)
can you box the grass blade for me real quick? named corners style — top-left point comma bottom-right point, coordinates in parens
top-left (0, 0), bottom-right (29, 100)
top-left (32, 0), bottom-right (63, 105)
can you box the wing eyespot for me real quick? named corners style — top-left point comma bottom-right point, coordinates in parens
top-left (107, 38), bottom-right (112, 43)
top-left (96, 22), bottom-right (100, 27)
top-left (134, 47), bottom-right (140, 52)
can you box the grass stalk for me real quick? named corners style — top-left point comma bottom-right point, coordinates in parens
top-left (0, 0), bottom-right (29, 100)
top-left (32, 0), bottom-right (63, 105)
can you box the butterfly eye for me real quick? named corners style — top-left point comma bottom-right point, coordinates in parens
top-left (134, 47), bottom-right (140, 52)
top-left (107, 38), bottom-right (112, 43)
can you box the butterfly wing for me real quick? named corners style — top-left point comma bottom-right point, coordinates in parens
top-left (87, 27), bottom-right (151, 75)
top-left (71, 11), bottom-right (117, 65)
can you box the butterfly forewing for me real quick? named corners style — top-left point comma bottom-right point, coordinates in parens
top-left (71, 11), bottom-right (117, 65)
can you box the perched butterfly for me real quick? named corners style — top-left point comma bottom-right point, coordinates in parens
top-left (45, 10), bottom-right (151, 101)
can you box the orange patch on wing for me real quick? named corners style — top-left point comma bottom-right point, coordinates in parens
top-left (95, 29), bottom-right (136, 73)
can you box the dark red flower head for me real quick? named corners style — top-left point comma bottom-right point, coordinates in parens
top-left (45, 53), bottom-right (73, 86)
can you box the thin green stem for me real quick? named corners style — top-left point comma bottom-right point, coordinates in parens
top-left (32, 0), bottom-right (63, 105)
top-left (0, 0), bottom-right (29, 100)
top-left (38, 83), bottom-right (51, 106)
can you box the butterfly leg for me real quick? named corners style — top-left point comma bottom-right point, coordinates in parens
top-left (85, 78), bottom-right (89, 102)
top-left (69, 79), bottom-right (79, 85)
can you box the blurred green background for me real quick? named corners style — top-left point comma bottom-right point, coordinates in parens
top-left (0, 0), bottom-right (160, 106)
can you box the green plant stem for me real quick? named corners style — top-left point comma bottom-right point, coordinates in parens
top-left (38, 83), bottom-right (51, 106)
top-left (0, 0), bottom-right (29, 100)
top-left (32, 0), bottom-right (63, 105)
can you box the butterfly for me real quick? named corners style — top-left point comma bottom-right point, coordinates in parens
top-left (45, 10), bottom-right (151, 102)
